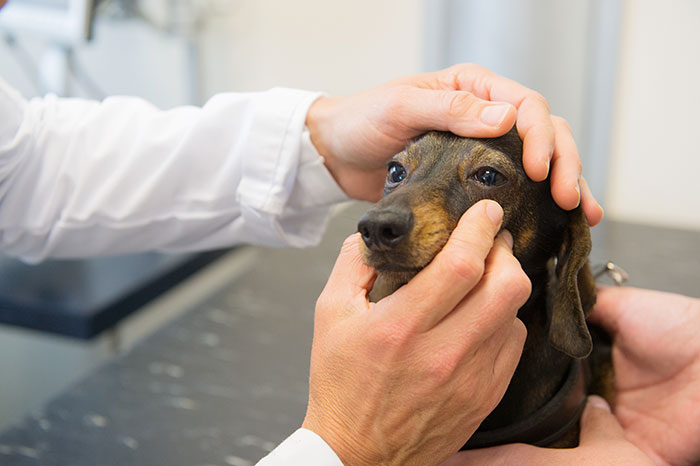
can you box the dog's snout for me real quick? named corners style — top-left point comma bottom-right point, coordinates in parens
top-left (358, 209), bottom-right (414, 251)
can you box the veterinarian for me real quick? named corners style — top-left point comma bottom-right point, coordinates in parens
top-left (1, 59), bottom-right (698, 465)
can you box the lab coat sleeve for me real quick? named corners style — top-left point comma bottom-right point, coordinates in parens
top-left (0, 77), bottom-right (348, 261)
top-left (257, 428), bottom-right (344, 466)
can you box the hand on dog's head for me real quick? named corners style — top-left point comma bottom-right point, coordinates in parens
top-left (358, 129), bottom-right (595, 358)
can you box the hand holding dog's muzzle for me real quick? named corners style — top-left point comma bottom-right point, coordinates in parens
top-left (302, 200), bottom-right (530, 466)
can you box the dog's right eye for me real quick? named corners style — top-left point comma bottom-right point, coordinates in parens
top-left (387, 163), bottom-right (407, 185)
top-left (473, 167), bottom-right (506, 187)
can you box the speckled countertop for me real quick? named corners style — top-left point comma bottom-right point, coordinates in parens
top-left (1, 202), bottom-right (698, 466)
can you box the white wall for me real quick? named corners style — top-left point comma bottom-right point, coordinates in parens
top-left (606, 0), bottom-right (700, 230)
top-left (428, 0), bottom-right (592, 158)
top-left (198, 0), bottom-right (423, 98)
top-left (0, 0), bottom-right (423, 103)
top-left (0, 18), bottom-right (191, 107)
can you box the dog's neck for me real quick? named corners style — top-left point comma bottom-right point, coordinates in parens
top-left (477, 264), bottom-right (573, 432)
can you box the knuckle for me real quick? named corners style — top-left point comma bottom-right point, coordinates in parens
top-left (554, 151), bottom-right (583, 177)
top-left (340, 234), bottom-right (359, 254)
top-left (341, 233), bottom-right (358, 249)
top-left (424, 348), bottom-right (460, 382)
top-left (338, 233), bottom-right (365, 264)
top-left (445, 252), bottom-right (484, 282)
top-left (491, 254), bottom-right (531, 302)
top-left (506, 266), bottom-right (532, 305)
top-left (369, 318), bottom-right (411, 349)
top-left (384, 86), bottom-right (411, 114)
top-left (551, 114), bottom-right (572, 131)
top-left (446, 92), bottom-right (477, 119)
top-left (531, 91), bottom-right (550, 110)
top-left (449, 62), bottom-right (488, 76)
top-left (315, 290), bottom-right (334, 313)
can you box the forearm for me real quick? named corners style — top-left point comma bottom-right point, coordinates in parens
top-left (0, 78), bottom-right (346, 261)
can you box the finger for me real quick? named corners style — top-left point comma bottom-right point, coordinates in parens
top-left (380, 200), bottom-right (503, 331)
top-left (579, 395), bottom-right (626, 444)
top-left (444, 65), bottom-right (557, 183)
top-left (491, 318), bottom-right (527, 386)
top-left (465, 318), bottom-right (527, 416)
top-left (393, 87), bottom-right (517, 138)
top-left (317, 233), bottom-right (376, 324)
top-left (587, 285), bottom-right (679, 335)
top-left (579, 177), bottom-right (604, 226)
top-left (435, 231), bottom-right (531, 339)
top-left (439, 443), bottom-right (536, 466)
top-left (586, 285), bottom-right (635, 334)
top-left (517, 98), bottom-right (555, 183)
top-left (409, 65), bottom-right (556, 182)
top-left (549, 115), bottom-right (582, 211)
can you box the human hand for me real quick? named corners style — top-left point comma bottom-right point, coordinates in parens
top-left (440, 396), bottom-right (654, 466)
top-left (302, 200), bottom-right (530, 466)
top-left (305, 63), bottom-right (603, 226)
top-left (587, 286), bottom-right (700, 466)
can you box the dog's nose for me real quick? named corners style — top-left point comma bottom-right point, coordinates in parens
top-left (358, 208), bottom-right (414, 251)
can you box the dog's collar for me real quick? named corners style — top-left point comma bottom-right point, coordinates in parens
top-left (463, 359), bottom-right (590, 449)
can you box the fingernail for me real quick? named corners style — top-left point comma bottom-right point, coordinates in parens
top-left (485, 201), bottom-right (503, 226)
top-left (587, 395), bottom-right (611, 413)
top-left (480, 104), bottom-right (512, 127)
top-left (499, 230), bottom-right (514, 249)
top-left (575, 181), bottom-right (581, 206)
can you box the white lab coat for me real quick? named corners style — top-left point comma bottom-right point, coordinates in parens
top-left (0, 77), bottom-right (347, 261)
top-left (0, 76), bottom-right (345, 465)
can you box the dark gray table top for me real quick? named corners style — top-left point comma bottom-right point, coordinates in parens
top-left (1, 202), bottom-right (698, 465)
top-left (0, 250), bottom-right (227, 339)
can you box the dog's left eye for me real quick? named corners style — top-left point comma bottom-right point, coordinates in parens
top-left (387, 163), bottom-right (407, 185)
top-left (473, 167), bottom-right (506, 186)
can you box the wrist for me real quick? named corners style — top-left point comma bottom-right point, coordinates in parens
top-left (306, 97), bottom-right (341, 178)
top-left (306, 97), bottom-right (384, 201)
top-left (302, 412), bottom-right (381, 466)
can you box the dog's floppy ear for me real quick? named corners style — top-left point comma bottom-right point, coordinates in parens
top-left (548, 208), bottom-right (596, 359)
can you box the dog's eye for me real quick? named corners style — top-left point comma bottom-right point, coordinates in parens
top-left (473, 167), bottom-right (506, 186)
top-left (387, 163), bottom-right (407, 185)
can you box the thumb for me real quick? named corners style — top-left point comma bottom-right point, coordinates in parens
top-left (401, 88), bottom-right (517, 137)
top-left (579, 395), bottom-right (626, 445)
top-left (586, 285), bottom-right (628, 334)
top-left (316, 233), bottom-right (376, 325)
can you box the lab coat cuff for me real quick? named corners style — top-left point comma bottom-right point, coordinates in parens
top-left (236, 87), bottom-right (323, 216)
top-left (0, 75), bottom-right (29, 164)
top-left (256, 428), bottom-right (344, 466)
top-left (286, 128), bottom-right (349, 210)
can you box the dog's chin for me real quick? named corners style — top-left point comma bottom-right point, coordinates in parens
top-left (359, 241), bottom-right (440, 299)
top-left (361, 253), bottom-right (425, 278)
top-left (366, 261), bottom-right (426, 301)
top-left (375, 267), bottom-right (421, 284)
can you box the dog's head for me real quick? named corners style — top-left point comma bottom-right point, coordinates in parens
top-left (358, 129), bottom-right (595, 358)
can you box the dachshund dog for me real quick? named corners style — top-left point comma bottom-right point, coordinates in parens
top-left (357, 129), bottom-right (612, 448)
